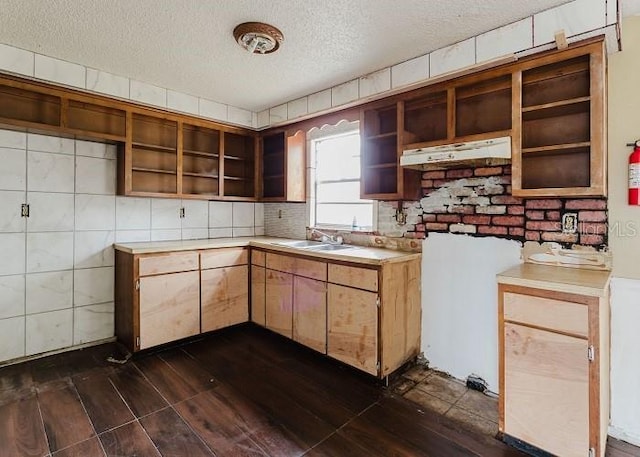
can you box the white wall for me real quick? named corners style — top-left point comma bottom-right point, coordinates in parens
top-left (0, 128), bottom-right (264, 364)
top-left (421, 233), bottom-right (521, 391)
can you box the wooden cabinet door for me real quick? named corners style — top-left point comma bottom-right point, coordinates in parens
top-left (251, 266), bottom-right (266, 326)
top-left (139, 271), bottom-right (200, 349)
top-left (293, 277), bottom-right (327, 353)
top-left (265, 269), bottom-right (293, 338)
top-left (504, 322), bottom-right (589, 457)
top-left (327, 284), bottom-right (378, 375)
top-left (201, 265), bottom-right (248, 332)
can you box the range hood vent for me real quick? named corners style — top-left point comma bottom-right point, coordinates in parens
top-left (400, 136), bottom-right (511, 170)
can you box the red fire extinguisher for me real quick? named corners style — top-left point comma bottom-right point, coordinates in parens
top-left (629, 140), bottom-right (640, 205)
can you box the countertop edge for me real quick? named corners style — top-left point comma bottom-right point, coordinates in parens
top-left (497, 270), bottom-right (611, 298)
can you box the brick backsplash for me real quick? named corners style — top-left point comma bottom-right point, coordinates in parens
top-left (404, 165), bottom-right (608, 248)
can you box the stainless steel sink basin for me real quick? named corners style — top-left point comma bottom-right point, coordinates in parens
top-left (273, 240), bottom-right (325, 248)
top-left (304, 244), bottom-right (356, 251)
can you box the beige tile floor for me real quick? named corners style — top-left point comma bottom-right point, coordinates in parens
top-left (393, 365), bottom-right (499, 438)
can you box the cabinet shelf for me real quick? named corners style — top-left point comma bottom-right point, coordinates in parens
top-left (224, 154), bottom-right (249, 161)
top-left (183, 171), bottom-right (218, 179)
top-left (132, 142), bottom-right (176, 153)
top-left (183, 149), bottom-right (219, 158)
top-left (132, 167), bottom-right (177, 175)
top-left (522, 96), bottom-right (590, 114)
top-left (364, 132), bottom-right (397, 140)
top-left (522, 142), bottom-right (590, 154)
top-left (224, 175), bottom-right (250, 181)
top-left (364, 163), bottom-right (397, 170)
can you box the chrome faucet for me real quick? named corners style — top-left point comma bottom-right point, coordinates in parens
top-left (310, 228), bottom-right (344, 245)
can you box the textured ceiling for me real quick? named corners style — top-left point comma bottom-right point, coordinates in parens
top-left (0, 0), bottom-right (577, 111)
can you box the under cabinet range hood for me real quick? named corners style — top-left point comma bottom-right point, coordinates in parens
top-left (400, 136), bottom-right (512, 170)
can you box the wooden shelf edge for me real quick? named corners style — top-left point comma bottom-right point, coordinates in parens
top-left (404, 129), bottom-right (512, 150)
top-left (132, 167), bottom-right (177, 175)
top-left (183, 171), bottom-right (219, 179)
top-left (364, 132), bottom-right (397, 140)
top-left (183, 149), bottom-right (219, 158)
top-left (521, 142), bottom-right (590, 154)
top-left (512, 186), bottom-right (605, 198)
top-left (132, 141), bottom-right (176, 152)
top-left (522, 96), bottom-right (590, 113)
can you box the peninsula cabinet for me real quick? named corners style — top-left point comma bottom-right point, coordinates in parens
top-left (253, 249), bottom-right (421, 378)
top-left (498, 265), bottom-right (610, 457)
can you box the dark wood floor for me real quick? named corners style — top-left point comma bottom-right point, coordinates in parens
top-left (0, 324), bottom-right (637, 457)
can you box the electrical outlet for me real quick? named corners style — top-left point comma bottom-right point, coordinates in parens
top-left (562, 212), bottom-right (578, 234)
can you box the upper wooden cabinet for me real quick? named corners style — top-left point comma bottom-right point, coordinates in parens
top-left (260, 129), bottom-right (306, 201)
top-left (512, 40), bottom-right (606, 197)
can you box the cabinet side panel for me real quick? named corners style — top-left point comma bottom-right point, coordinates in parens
top-left (597, 294), bottom-right (610, 457)
top-left (201, 265), bottom-right (249, 332)
top-left (286, 130), bottom-right (306, 202)
top-left (504, 322), bottom-right (589, 457)
top-left (380, 259), bottom-right (421, 376)
top-left (115, 250), bottom-right (136, 351)
top-left (293, 277), bottom-right (327, 354)
top-left (327, 284), bottom-right (378, 375)
top-left (251, 266), bottom-right (266, 326)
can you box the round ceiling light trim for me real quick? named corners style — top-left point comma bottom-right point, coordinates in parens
top-left (233, 22), bottom-right (284, 55)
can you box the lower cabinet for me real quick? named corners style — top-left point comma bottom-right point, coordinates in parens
top-left (265, 269), bottom-right (293, 338)
top-left (201, 265), bottom-right (248, 332)
top-left (498, 284), bottom-right (609, 457)
top-left (293, 276), bottom-right (327, 353)
top-left (250, 250), bottom-right (266, 325)
top-left (327, 283), bottom-right (378, 375)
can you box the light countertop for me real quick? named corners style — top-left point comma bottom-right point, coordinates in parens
top-left (497, 263), bottom-right (611, 297)
top-left (114, 237), bottom-right (421, 266)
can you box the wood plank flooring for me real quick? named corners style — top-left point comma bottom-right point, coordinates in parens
top-left (0, 323), bottom-right (637, 457)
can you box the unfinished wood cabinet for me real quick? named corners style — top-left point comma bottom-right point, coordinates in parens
top-left (498, 284), bottom-right (610, 457)
top-left (260, 129), bottom-right (306, 201)
top-left (201, 248), bottom-right (249, 332)
top-left (293, 276), bottom-right (327, 353)
top-left (250, 249), bottom-right (267, 325)
top-left (512, 40), bottom-right (606, 197)
top-left (265, 269), bottom-right (294, 338)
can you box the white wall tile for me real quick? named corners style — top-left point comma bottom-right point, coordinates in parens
top-left (359, 68), bottom-right (391, 98)
top-left (114, 230), bottom-right (151, 243)
top-left (74, 302), bottom-right (114, 345)
top-left (0, 190), bottom-right (26, 232)
top-left (233, 202), bottom-right (254, 227)
top-left (0, 130), bottom-right (27, 149)
top-left (270, 104), bottom-right (288, 124)
top-left (27, 151), bottom-right (75, 193)
top-left (27, 134), bottom-right (74, 155)
top-left (0, 316), bottom-right (25, 361)
top-left (257, 110), bottom-right (270, 128)
top-left (76, 140), bottom-right (116, 160)
top-left (0, 148), bottom-right (26, 191)
top-left (181, 228), bottom-right (209, 240)
top-left (477, 18), bottom-right (533, 62)
top-left (181, 200), bottom-right (208, 228)
top-left (534, 0), bottom-right (607, 46)
top-left (209, 201), bottom-right (232, 228)
top-left (167, 90), bottom-right (199, 115)
top-left (26, 192), bottom-right (74, 232)
top-left (392, 54), bottom-right (430, 89)
top-left (232, 227), bottom-right (254, 237)
top-left (74, 231), bottom-right (115, 268)
top-left (228, 106), bottom-right (254, 127)
top-left (0, 275), bottom-right (25, 319)
top-left (86, 69), bottom-right (129, 99)
top-left (130, 80), bottom-right (167, 107)
top-left (208, 227), bottom-right (233, 238)
top-left (74, 267), bottom-right (114, 307)
top-left (331, 80), bottom-right (359, 106)
top-left (255, 203), bottom-right (265, 227)
top-left (199, 99), bottom-right (227, 121)
top-left (308, 89), bottom-right (332, 113)
top-left (0, 44), bottom-right (34, 76)
top-left (75, 194), bottom-right (115, 231)
top-left (34, 54), bottom-right (85, 88)
top-left (287, 97), bottom-right (309, 120)
top-left (116, 197), bottom-right (151, 230)
top-left (151, 229), bottom-right (182, 241)
top-left (25, 270), bottom-right (73, 314)
top-left (0, 233), bottom-right (25, 275)
top-left (26, 232), bottom-right (73, 273)
top-left (76, 156), bottom-right (116, 195)
top-left (26, 308), bottom-right (72, 355)
top-left (151, 198), bottom-right (181, 229)
top-left (430, 38), bottom-right (476, 77)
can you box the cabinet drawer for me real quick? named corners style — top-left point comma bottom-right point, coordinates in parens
top-left (328, 264), bottom-right (378, 292)
top-left (293, 258), bottom-right (326, 281)
top-left (503, 292), bottom-right (588, 338)
top-left (138, 252), bottom-right (199, 276)
top-left (201, 247), bottom-right (247, 270)
top-left (251, 250), bottom-right (266, 266)
top-left (266, 253), bottom-right (295, 274)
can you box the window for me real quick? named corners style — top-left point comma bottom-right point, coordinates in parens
top-left (312, 128), bottom-right (374, 230)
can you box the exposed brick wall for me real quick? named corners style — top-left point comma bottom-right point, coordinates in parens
top-left (404, 165), bottom-right (607, 248)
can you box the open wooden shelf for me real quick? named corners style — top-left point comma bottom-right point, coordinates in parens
top-left (364, 131), bottom-right (397, 140)
top-left (455, 75), bottom-right (512, 137)
top-left (183, 149), bottom-right (219, 158)
top-left (183, 171), bottom-right (218, 179)
top-left (522, 142), bottom-right (591, 154)
top-left (131, 167), bottom-right (177, 175)
top-left (132, 142), bottom-right (176, 152)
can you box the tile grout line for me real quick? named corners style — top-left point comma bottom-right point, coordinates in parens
top-left (69, 381), bottom-right (109, 456)
top-left (34, 390), bottom-right (53, 455)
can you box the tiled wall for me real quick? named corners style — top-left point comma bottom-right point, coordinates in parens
top-left (264, 203), bottom-right (307, 240)
top-left (0, 128), bottom-right (264, 364)
top-left (0, 45), bottom-right (256, 128)
top-left (258, 0), bottom-right (619, 128)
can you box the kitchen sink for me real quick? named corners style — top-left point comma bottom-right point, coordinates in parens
top-left (304, 244), bottom-right (356, 251)
top-left (273, 240), bottom-right (325, 248)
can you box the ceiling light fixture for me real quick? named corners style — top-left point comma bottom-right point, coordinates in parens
top-left (233, 22), bottom-right (284, 55)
